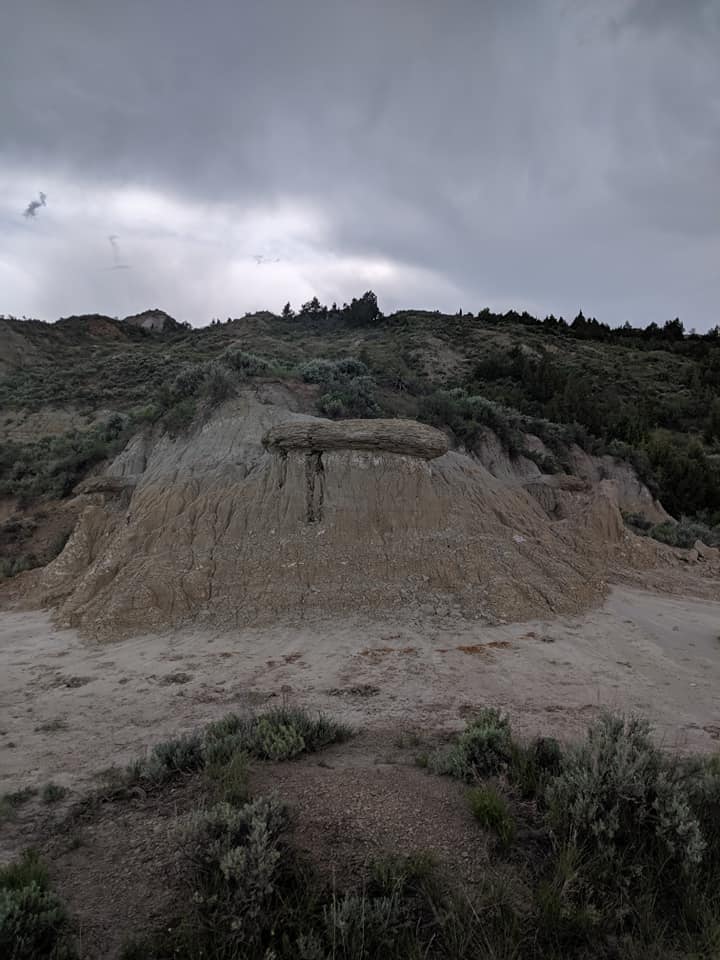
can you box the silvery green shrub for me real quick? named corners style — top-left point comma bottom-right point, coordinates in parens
top-left (546, 713), bottom-right (705, 892)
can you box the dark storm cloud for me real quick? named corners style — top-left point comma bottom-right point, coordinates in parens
top-left (1, 0), bottom-right (718, 326)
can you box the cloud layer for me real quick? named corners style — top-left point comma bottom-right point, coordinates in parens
top-left (1, 0), bottom-right (718, 327)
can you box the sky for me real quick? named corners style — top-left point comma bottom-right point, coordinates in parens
top-left (1, 0), bottom-right (718, 328)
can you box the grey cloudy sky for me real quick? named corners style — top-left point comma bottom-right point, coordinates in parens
top-left (1, 0), bottom-right (718, 327)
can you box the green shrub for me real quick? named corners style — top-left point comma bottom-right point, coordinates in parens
top-left (298, 358), bottom-right (368, 384)
top-left (0, 851), bottom-right (47, 891)
top-left (647, 517), bottom-right (720, 549)
top-left (131, 402), bottom-right (162, 423)
top-left (203, 707), bottom-right (351, 765)
top-left (296, 358), bottom-right (381, 419)
top-left (419, 390), bottom-right (528, 460)
top-left (0, 555), bottom-right (40, 581)
top-left (467, 785), bottom-right (515, 845)
top-left (126, 709), bottom-right (350, 789)
top-left (430, 709), bottom-right (513, 781)
top-left (688, 758), bottom-right (720, 882)
top-left (0, 851), bottom-right (75, 959)
top-left (318, 376), bottom-right (381, 419)
top-left (546, 713), bottom-right (705, 910)
top-left (222, 349), bottom-right (271, 376)
top-left (142, 732), bottom-right (204, 782)
top-left (125, 731), bottom-right (204, 786)
top-left (252, 714), bottom-right (307, 760)
top-left (41, 783), bottom-right (67, 804)
top-left (201, 713), bottom-right (247, 767)
top-left (168, 363), bottom-right (206, 400)
top-left (200, 361), bottom-right (236, 404)
top-left (161, 398), bottom-right (196, 436)
top-left (0, 418), bottom-right (130, 501)
top-left (182, 796), bottom-right (289, 954)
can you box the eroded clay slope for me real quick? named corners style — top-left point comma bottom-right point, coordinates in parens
top-left (36, 391), bottom-right (610, 637)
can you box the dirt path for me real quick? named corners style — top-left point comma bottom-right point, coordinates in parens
top-left (2, 585), bottom-right (719, 803)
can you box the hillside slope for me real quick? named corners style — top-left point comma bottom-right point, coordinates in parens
top-left (1, 303), bottom-right (719, 632)
top-left (2, 303), bottom-right (719, 522)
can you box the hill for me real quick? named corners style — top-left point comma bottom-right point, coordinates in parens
top-left (0, 296), bottom-right (719, 596)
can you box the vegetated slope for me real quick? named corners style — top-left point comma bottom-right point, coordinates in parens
top-left (2, 300), bottom-right (719, 520)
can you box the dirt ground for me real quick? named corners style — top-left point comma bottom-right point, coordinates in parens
top-left (17, 740), bottom-right (498, 959)
top-left (2, 584), bottom-right (720, 958)
top-left (2, 584), bottom-right (719, 804)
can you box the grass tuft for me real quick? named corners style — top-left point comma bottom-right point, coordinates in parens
top-left (467, 785), bottom-right (516, 846)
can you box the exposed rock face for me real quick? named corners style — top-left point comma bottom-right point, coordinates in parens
top-left (122, 309), bottom-right (180, 333)
top-left (472, 428), bottom-right (541, 481)
top-left (37, 397), bottom-right (607, 638)
top-left (263, 419), bottom-right (449, 460)
top-left (473, 425), bottom-right (667, 525)
top-left (569, 447), bottom-right (670, 523)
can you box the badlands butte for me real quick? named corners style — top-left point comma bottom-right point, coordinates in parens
top-left (3, 302), bottom-right (720, 958)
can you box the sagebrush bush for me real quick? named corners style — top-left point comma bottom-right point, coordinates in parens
top-left (688, 758), bottom-right (720, 881)
top-left (0, 418), bottom-right (129, 501)
top-left (296, 357), bottom-right (381, 419)
top-left (546, 713), bottom-right (706, 906)
top-left (127, 709), bottom-right (350, 788)
top-left (168, 363), bottom-right (206, 400)
top-left (160, 398), bottom-right (196, 436)
top-left (203, 707), bottom-right (350, 764)
top-left (183, 796), bottom-right (289, 953)
top-left (318, 376), bottom-right (381, 419)
top-left (430, 708), bottom-right (513, 781)
top-left (0, 554), bottom-right (39, 580)
top-left (297, 358), bottom-right (368, 384)
top-left (622, 511), bottom-right (720, 549)
top-left (253, 714), bottom-right (307, 760)
top-left (0, 788), bottom-right (37, 822)
top-left (0, 851), bottom-right (75, 960)
top-left (222, 348), bottom-right (272, 376)
top-left (116, 710), bottom-right (720, 960)
top-left (200, 361), bottom-right (236, 404)
top-left (648, 517), bottom-right (720, 549)
top-left (128, 731), bottom-right (204, 784)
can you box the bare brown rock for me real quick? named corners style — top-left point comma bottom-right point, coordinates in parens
top-left (263, 418), bottom-right (449, 460)
top-left (28, 396), bottom-right (611, 638)
top-left (22, 394), bottom-right (705, 641)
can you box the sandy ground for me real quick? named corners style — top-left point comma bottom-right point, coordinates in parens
top-left (2, 584), bottom-right (719, 799)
